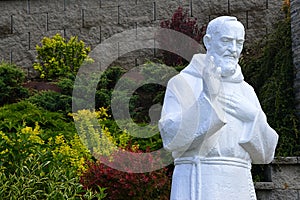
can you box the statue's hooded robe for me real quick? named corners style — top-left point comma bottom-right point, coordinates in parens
top-left (159, 54), bottom-right (278, 200)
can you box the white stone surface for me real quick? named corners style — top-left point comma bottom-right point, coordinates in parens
top-left (159, 16), bottom-right (278, 200)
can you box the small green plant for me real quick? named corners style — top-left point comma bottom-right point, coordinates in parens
top-left (33, 33), bottom-right (93, 79)
top-left (0, 61), bottom-right (29, 106)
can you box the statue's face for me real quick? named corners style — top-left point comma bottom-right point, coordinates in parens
top-left (209, 21), bottom-right (245, 77)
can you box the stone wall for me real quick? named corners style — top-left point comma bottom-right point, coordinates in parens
top-left (255, 157), bottom-right (300, 200)
top-left (0, 0), bottom-right (284, 76)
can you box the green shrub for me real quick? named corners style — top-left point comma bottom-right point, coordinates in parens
top-left (0, 102), bottom-right (90, 175)
top-left (0, 61), bottom-right (29, 106)
top-left (0, 123), bottom-right (89, 174)
top-left (0, 106), bottom-right (106, 199)
top-left (33, 34), bottom-right (93, 80)
top-left (96, 66), bottom-right (128, 110)
top-left (56, 73), bottom-right (76, 95)
top-left (0, 101), bottom-right (75, 141)
top-left (27, 91), bottom-right (72, 115)
top-left (0, 149), bottom-right (106, 199)
top-left (241, 14), bottom-right (299, 156)
top-left (72, 108), bottom-right (117, 157)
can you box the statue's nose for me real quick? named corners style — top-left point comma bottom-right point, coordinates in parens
top-left (228, 40), bottom-right (237, 53)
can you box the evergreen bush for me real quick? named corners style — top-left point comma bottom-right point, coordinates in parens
top-left (241, 8), bottom-right (299, 156)
top-left (0, 62), bottom-right (29, 106)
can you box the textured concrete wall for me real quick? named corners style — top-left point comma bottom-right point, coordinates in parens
top-left (255, 157), bottom-right (300, 200)
top-left (0, 0), bottom-right (284, 76)
top-left (291, 0), bottom-right (300, 118)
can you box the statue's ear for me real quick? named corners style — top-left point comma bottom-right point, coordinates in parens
top-left (203, 34), bottom-right (211, 50)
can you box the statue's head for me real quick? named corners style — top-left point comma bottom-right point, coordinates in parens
top-left (203, 16), bottom-right (245, 77)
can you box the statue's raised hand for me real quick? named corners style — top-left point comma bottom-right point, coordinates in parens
top-left (203, 56), bottom-right (222, 100)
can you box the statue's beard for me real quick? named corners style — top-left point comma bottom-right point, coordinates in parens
top-left (215, 57), bottom-right (238, 77)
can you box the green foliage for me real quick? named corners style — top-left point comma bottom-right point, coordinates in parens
top-left (0, 102), bottom-right (106, 199)
top-left (0, 152), bottom-right (106, 199)
top-left (0, 61), bottom-right (29, 106)
top-left (72, 63), bottom-right (180, 123)
top-left (241, 16), bottom-right (300, 156)
top-left (98, 112), bottom-right (164, 152)
top-left (0, 101), bottom-right (76, 141)
top-left (127, 62), bottom-right (179, 123)
top-left (56, 74), bottom-right (76, 95)
top-left (27, 91), bottom-right (72, 115)
top-left (33, 33), bottom-right (93, 79)
top-left (114, 121), bottom-right (164, 151)
top-left (72, 108), bottom-right (117, 157)
top-left (0, 101), bottom-right (89, 174)
top-left (96, 66), bottom-right (128, 110)
top-left (0, 124), bottom-right (89, 175)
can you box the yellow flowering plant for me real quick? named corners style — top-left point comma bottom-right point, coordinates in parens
top-left (72, 108), bottom-right (118, 158)
top-left (0, 120), bottom-right (107, 199)
top-left (49, 134), bottom-right (91, 174)
top-left (33, 33), bottom-right (93, 80)
top-left (0, 122), bottom-right (91, 175)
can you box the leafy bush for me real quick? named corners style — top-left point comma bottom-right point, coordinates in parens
top-left (27, 91), bottom-right (72, 115)
top-left (0, 155), bottom-right (106, 200)
top-left (72, 108), bottom-right (117, 157)
top-left (80, 146), bottom-right (171, 200)
top-left (0, 101), bottom-right (76, 141)
top-left (96, 66), bottom-right (128, 110)
top-left (33, 33), bottom-right (93, 79)
top-left (0, 123), bottom-right (89, 174)
top-left (0, 100), bottom-right (113, 198)
top-left (0, 122), bottom-right (106, 199)
top-left (241, 11), bottom-right (299, 156)
top-left (0, 61), bottom-right (29, 106)
top-left (77, 106), bottom-right (172, 199)
top-left (160, 6), bottom-right (206, 66)
top-left (56, 73), bottom-right (76, 95)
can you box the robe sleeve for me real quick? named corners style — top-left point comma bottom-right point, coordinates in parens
top-left (159, 74), bottom-right (225, 153)
top-left (239, 88), bottom-right (279, 164)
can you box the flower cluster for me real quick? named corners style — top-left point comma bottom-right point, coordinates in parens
top-left (72, 108), bottom-right (118, 157)
top-left (50, 134), bottom-right (91, 174)
top-left (0, 122), bottom-right (91, 175)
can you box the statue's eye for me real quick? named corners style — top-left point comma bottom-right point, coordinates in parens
top-left (237, 39), bottom-right (244, 43)
top-left (221, 38), bottom-right (230, 42)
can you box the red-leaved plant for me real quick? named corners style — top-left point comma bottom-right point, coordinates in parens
top-left (160, 6), bottom-right (206, 66)
top-left (80, 145), bottom-right (172, 200)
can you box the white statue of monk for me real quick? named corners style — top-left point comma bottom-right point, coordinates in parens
top-left (159, 16), bottom-right (279, 200)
